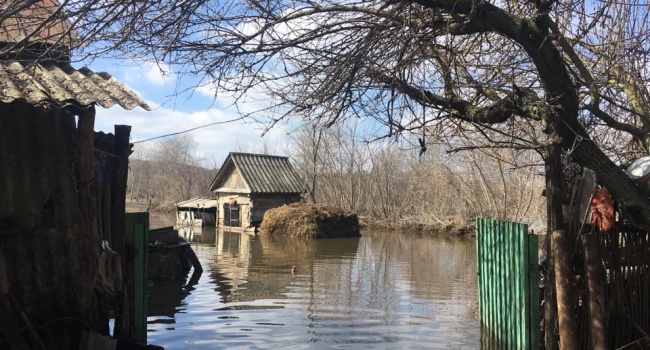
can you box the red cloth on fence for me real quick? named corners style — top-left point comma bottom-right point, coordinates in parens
top-left (590, 187), bottom-right (614, 231)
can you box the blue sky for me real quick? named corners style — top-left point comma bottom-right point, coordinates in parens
top-left (90, 58), bottom-right (294, 167)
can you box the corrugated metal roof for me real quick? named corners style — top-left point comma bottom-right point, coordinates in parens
top-left (209, 152), bottom-right (304, 194)
top-left (0, 60), bottom-right (150, 110)
top-left (175, 197), bottom-right (219, 209)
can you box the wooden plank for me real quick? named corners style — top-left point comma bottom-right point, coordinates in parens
top-left (552, 230), bottom-right (579, 350)
top-left (113, 125), bottom-right (132, 339)
top-left (581, 234), bottom-right (608, 350)
top-left (133, 216), bottom-right (149, 344)
top-left (120, 214), bottom-right (136, 339)
top-left (544, 145), bottom-right (562, 350)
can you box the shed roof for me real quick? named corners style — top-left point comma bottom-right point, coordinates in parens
top-left (0, 60), bottom-right (150, 110)
top-left (209, 152), bottom-right (304, 194)
top-left (175, 197), bottom-right (219, 209)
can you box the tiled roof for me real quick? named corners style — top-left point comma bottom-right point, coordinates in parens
top-left (0, 60), bottom-right (150, 110)
top-left (209, 152), bottom-right (304, 194)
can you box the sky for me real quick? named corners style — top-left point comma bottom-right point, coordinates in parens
top-left (90, 59), bottom-right (294, 168)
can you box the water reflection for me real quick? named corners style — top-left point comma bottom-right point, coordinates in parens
top-left (177, 224), bottom-right (216, 244)
top-left (148, 270), bottom-right (202, 325)
top-left (147, 230), bottom-right (480, 349)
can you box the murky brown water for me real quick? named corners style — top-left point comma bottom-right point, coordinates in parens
top-left (146, 224), bottom-right (479, 349)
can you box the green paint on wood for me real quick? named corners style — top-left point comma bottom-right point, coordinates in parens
top-left (126, 212), bottom-right (149, 345)
top-left (476, 218), bottom-right (540, 350)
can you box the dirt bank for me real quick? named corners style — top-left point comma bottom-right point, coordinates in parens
top-left (362, 220), bottom-right (475, 239)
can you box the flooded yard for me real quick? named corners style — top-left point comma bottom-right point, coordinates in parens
top-left (147, 225), bottom-right (479, 349)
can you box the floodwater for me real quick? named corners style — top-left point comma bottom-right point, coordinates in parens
top-left (147, 222), bottom-right (479, 349)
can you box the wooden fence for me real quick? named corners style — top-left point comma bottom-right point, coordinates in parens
top-left (476, 218), bottom-right (540, 349)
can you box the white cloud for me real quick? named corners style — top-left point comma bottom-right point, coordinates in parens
top-left (144, 62), bottom-right (173, 85)
top-left (106, 61), bottom-right (174, 88)
top-left (94, 104), bottom-right (292, 167)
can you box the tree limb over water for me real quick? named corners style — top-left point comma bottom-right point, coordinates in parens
top-left (8, 0), bottom-right (650, 228)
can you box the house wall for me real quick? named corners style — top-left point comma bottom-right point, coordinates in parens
top-left (249, 195), bottom-right (300, 226)
top-left (215, 193), bottom-right (300, 228)
top-left (221, 164), bottom-right (248, 191)
top-left (176, 208), bottom-right (217, 227)
top-left (217, 194), bottom-right (251, 228)
top-left (0, 101), bottom-right (99, 347)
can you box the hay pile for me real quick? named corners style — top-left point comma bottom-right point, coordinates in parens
top-left (258, 203), bottom-right (361, 238)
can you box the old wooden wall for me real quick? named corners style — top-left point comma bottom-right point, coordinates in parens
top-left (0, 101), bottom-right (98, 349)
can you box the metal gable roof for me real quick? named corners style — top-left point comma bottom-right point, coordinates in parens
top-left (0, 60), bottom-right (150, 110)
top-left (209, 152), bottom-right (304, 194)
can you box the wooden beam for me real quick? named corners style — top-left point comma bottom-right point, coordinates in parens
top-left (111, 125), bottom-right (132, 339)
top-left (544, 145), bottom-right (563, 350)
top-left (581, 234), bottom-right (608, 350)
top-left (552, 230), bottom-right (579, 350)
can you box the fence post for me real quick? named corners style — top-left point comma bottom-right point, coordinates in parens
top-left (124, 212), bottom-right (149, 344)
top-left (552, 230), bottom-right (578, 349)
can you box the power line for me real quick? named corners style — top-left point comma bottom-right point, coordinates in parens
top-left (132, 117), bottom-right (245, 144)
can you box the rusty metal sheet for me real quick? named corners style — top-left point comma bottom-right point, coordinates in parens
top-left (0, 60), bottom-right (150, 110)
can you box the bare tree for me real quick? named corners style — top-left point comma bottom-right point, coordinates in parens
top-left (4, 0), bottom-right (650, 224)
top-left (139, 134), bottom-right (214, 209)
top-left (290, 123), bottom-right (324, 203)
top-left (29, 0), bottom-right (643, 227)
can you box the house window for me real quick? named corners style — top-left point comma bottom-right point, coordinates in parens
top-left (223, 203), bottom-right (240, 227)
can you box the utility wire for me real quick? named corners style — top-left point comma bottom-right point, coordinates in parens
top-left (132, 117), bottom-right (245, 144)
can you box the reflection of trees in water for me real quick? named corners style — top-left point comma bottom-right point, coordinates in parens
top-left (379, 232), bottom-right (478, 300)
top-left (205, 231), bottom-right (476, 319)
top-left (305, 232), bottom-right (475, 315)
top-left (208, 233), bottom-right (361, 304)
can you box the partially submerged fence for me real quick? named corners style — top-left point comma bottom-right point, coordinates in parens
top-left (476, 218), bottom-right (540, 349)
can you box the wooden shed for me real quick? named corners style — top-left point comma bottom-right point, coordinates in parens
top-left (208, 152), bottom-right (304, 231)
top-left (175, 196), bottom-right (218, 227)
top-left (0, 2), bottom-right (150, 348)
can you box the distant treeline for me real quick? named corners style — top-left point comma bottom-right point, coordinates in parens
top-left (127, 128), bottom-right (547, 230)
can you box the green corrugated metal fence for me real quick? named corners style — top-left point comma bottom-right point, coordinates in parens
top-left (476, 218), bottom-right (540, 349)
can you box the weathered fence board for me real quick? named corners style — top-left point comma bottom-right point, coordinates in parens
top-left (476, 218), bottom-right (539, 349)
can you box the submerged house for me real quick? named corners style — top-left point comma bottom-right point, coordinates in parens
top-left (175, 196), bottom-right (218, 227)
top-left (208, 152), bottom-right (304, 230)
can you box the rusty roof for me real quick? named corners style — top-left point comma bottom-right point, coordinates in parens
top-left (0, 0), bottom-right (74, 46)
top-left (0, 60), bottom-right (150, 110)
top-left (209, 152), bottom-right (304, 194)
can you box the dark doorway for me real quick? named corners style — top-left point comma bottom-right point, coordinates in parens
top-left (223, 204), bottom-right (240, 227)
